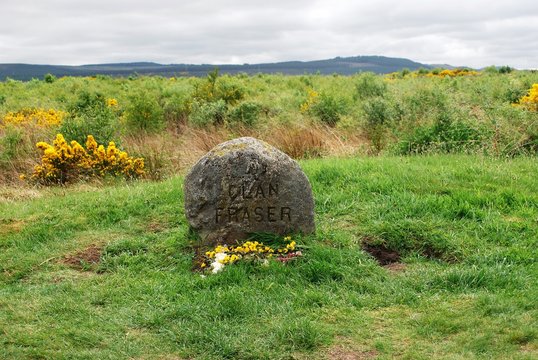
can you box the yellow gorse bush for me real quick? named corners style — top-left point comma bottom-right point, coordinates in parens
top-left (427, 69), bottom-right (480, 78)
top-left (515, 84), bottom-right (538, 111)
top-left (2, 108), bottom-right (65, 127)
top-left (385, 68), bottom-right (480, 80)
top-left (106, 98), bottom-right (118, 107)
top-left (300, 89), bottom-right (319, 113)
top-left (32, 134), bottom-right (145, 184)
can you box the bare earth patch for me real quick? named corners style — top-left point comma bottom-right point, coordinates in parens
top-left (61, 244), bottom-right (103, 271)
top-left (361, 242), bottom-right (401, 266)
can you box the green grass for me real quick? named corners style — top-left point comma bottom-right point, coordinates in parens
top-left (1, 155), bottom-right (537, 359)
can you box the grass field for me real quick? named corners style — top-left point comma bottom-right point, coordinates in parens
top-left (1, 70), bottom-right (537, 184)
top-left (1, 155), bottom-right (537, 359)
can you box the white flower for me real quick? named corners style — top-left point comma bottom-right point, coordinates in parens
top-left (215, 252), bottom-right (227, 263)
top-left (211, 261), bottom-right (225, 273)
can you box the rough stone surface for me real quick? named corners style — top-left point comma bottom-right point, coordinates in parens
top-left (184, 137), bottom-right (315, 244)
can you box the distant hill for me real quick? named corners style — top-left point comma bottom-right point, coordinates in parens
top-left (0, 56), bottom-right (436, 80)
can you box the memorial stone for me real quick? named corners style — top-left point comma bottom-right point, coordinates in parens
top-left (184, 137), bottom-right (315, 244)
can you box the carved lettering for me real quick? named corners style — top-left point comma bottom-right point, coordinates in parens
top-left (269, 183), bottom-right (278, 196)
top-left (267, 207), bottom-right (276, 222)
top-left (254, 207), bottom-right (263, 221)
top-left (227, 182), bottom-right (279, 200)
top-left (255, 184), bottom-right (265, 198)
top-left (281, 207), bottom-right (291, 221)
top-left (241, 207), bottom-right (250, 222)
top-left (215, 206), bottom-right (293, 223)
top-left (228, 207), bottom-right (238, 222)
top-left (216, 207), bottom-right (224, 223)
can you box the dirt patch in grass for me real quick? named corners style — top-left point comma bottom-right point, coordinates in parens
top-left (147, 220), bottom-right (166, 233)
top-left (361, 242), bottom-right (401, 266)
top-left (61, 244), bottom-right (103, 271)
top-left (327, 346), bottom-right (378, 360)
top-left (384, 262), bottom-right (407, 272)
top-left (0, 219), bottom-right (26, 236)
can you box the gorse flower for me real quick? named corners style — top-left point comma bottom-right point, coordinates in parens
top-left (106, 98), bottom-right (118, 107)
top-left (385, 68), bottom-right (480, 80)
top-left (515, 84), bottom-right (538, 111)
top-left (2, 108), bottom-right (65, 127)
top-left (30, 134), bottom-right (145, 184)
top-left (300, 89), bottom-right (319, 113)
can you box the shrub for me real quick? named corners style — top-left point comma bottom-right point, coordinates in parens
top-left (2, 108), bottom-right (65, 128)
top-left (124, 91), bottom-right (165, 133)
top-left (397, 113), bottom-right (484, 154)
top-left (44, 73), bottom-right (57, 83)
top-left (31, 134), bottom-right (144, 184)
top-left (60, 91), bottom-right (118, 145)
top-left (227, 101), bottom-right (262, 126)
top-left (514, 84), bottom-right (538, 111)
top-left (362, 97), bottom-right (394, 152)
top-left (189, 99), bottom-right (227, 127)
top-left (355, 73), bottom-right (387, 99)
top-left (192, 68), bottom-right (244, 106)
top-left (498, 66), bottom-right (514, 74)
top-left (309, 93), bottom-right (346, 126)
top-left (504, 86), bottom-right (527, 104)
top-left (300, 90), bottom-right (346, 126)
top-left (162, 88), bottom-right (191, 126)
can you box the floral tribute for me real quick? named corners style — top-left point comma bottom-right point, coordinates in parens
top-left (30, 133), bottom-right (145, 184)
top-left (200, 236), bottom-right (302, 273)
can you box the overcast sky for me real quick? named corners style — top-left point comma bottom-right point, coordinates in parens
top-left (1, 0), bottom-right (537, 69)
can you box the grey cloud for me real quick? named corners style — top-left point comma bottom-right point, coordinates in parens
top-left (0, 0), bottom-right (536, 68)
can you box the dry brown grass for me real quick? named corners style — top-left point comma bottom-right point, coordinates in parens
top-left (261, 122), bottom-right (365, 159)
top-left (121, 123), bottom-right (367, 179)
top-left (1, 122), bottom-right (368, 187)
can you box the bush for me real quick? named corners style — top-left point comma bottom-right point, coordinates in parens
top-left (227, 101), bottom-right (262, 126)
top-left (2, 108), bottom-right (65, 128)
top-left (504, 86), bottom-right (527, 104)
top-left (362, 97), bottom-right (394, 152)
top-left (498, 66), bottom-right (514, 74)
top-left (31, 134), bottom-right (145, 185)
top-left (515, 84), bottom-right (538, 111)
top-left (44, 73), bottom-right (57, 83)
top-left (355, 73), bottom-right (387, 99)
top-left (162, 88), bottom-right (191, 126)
top-left (310, 93), bottom-right (346, 126)
top-left (397, 113), bottom-right (484, 154)
top-left (192, 69), bottom-right (245, 106)
top-left (189, 99), bottom-right (227, 127)
top-left (124, 91), bottom-right (165, 133)
top-left (60, 91), bottom-right (118, 145)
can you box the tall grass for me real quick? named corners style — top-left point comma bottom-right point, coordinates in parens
top-left (1, 71), bottom-right (537, 184)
